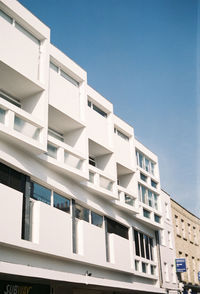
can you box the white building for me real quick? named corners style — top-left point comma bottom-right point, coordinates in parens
top-left (0, 1), bottom-right (178, 293)
top-left (159, 190), bottom-right (179, 294)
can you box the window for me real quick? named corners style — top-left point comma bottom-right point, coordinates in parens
top-left (93, 104), bottom-right (107, 117)
top-left (136, 150), bottom-right (155, 176)
top-left (154, 214), bottom-right (161, 223)
top-left (181, 219), bottom-right (186, 238)
top-left (142, 262), bottom-right (147, 273)
top-left (15, 22), bottom-right (40, 45)
top-left (91, 211), bottom-right (103, 228)
top-left (151, 179), bottom-right (157, 189)
top-left (106, 218), bottom-right (128, 239)
top-left (60, 69), bottom-right (79, 87)
top-left (75, 204), bottom-right (89, 222)
top-left (0, 9), bottom-right (13, 23)
top-left (0, 162), bottom-right (25, 193)
top-left (143, 209), bottom-right (150, 219)
top-left (50, 62), bottom-right (59, 73)
top-left (0, 90), bottom-right (21, 108)
top-left (31, 182), bottom-right (51, 205)
top-left (48, 128), bottom-right (64, 142)
top-left (47, 143), bottom-right (57, 159)
top-left (175, 215), bottom-right (180, 235)
top-left (89, 156), bottom-right (96, 167)
top-left (134, 229), bottom-right (153, 261)
top-left (88, 100), bottom-right (107, 118)
top-left (125, 194), bottom-right (134, 206)
top-left (138, 183), bottom-right (158, 210)
top-left (114, 128), bottom-right (129, 141)
top-left (53, 192), bottom-right (70, 213)
top-left (140, 173), bottom-right (147, 182)
top-left (89, 171), bottom-right (95, 183)
top-left (0, 108), bottom-right (5, 123)
top-left (135, 260), bottom-right (139, 271)
top-left (151, 265), bottom-right (156, 275)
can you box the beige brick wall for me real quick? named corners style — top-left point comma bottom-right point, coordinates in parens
top-left (171, 199), bottom-right (200, 286)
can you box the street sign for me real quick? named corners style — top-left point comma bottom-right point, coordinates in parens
top-left (198, 271), bottom-right (200, 281)
top-left (176, 258), bottom-right (187, 272)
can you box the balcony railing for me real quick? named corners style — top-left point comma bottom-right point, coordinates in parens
top-left (88, 166), bottom-right (115, 194)
top-left (0, 98), bottom-right (43, 144)
top-left (46, 134), bottom-right (85, 173)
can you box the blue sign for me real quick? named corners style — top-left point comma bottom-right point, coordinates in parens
top-left (176, 258), bottom-right (186, 272)
top-left (198, 271), bottom-right (200, 281)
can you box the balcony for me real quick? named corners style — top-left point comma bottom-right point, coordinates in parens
top-left (0, 96), bottom-right (45, 154)
top-left (113, 187), bottom-right (139, 216)
top-left (38, 133), bottom-right (87, 182)
top-left (0, 11), bottom-right (45, 86)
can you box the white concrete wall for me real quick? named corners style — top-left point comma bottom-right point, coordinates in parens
top-left (49, 69), bottom-right (80, 121)
top-left (77, 220), bottom-right (106, 264)
top-left (0, 184), bottom-right (23, 244)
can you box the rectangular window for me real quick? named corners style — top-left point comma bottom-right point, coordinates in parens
top-left (50, 62), bottom-right (59, 73)
top-left (15, 22), bottom-right (40, 45)
top-left (148, 190), bottom-right (153, 207)
top-left (0, 108), bottom-right (6, 124)
top-left (75, 204), bottom-right (89, 222)
top-left (149, 237), bottom-right (153, 260)
top-left (151, 179), bottom-right (157, 188)
top-left (0, 90), bottom-right (21, 108)
top-left (114, 128), bottom-right (129, 141)
top-left (175, 215), bottom-right (180, 235)
top-left (47, 143), bottom-right (57, 159)
top-left (181, 219), bottom-right (186, 238)
top-left (89, 171), bottom-right (95, 183)
top-left (53, 192), bottom-right (70, 213)
top-left (48, 128), bottom-right (64, 142)
top-left (106, 218), bottom-right (128, 239)
top-left (143, 209), bottom-right (150, 219)
top-left (0, 9), bottom-right (13, 24)
top-left (0, 162), bottom-right (25, 193)
top-left (60, 69), bottom-right (79, 87)
top-left (89, 156), bottom-right (96, 167)
top-left (151, 265), bottom-right (156, 275)
top-left (134, 230), bottom-right (140, 256)
top-left (136, 150), bottom-right (155, 176)
top-left (135, 260), bottom-right (139, 271)
top-left (92, 104), bottom-right (107, 118)
top-left (87, 100), bottom-right (92, 107)
top-left (154, 214), bottom-right (161, 223)
top-left (140, 232), bottom-right (145, 258)
top-left (142, 262), bottom-right (147, 273)
top-left (125, 194), bottom-right (134, 206)
top-left (31, 182), bottom-right (51, 205)
top-left (154, 193), bottom-right (158, 210)
top-left (91, 211), bottom-right (103, 228)
top-left (140, 173), bottom-right (147, 182)
top-left (144, 234), bottom-right (150, 260)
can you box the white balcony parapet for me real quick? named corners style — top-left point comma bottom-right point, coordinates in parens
top-left (0, 98), bottom-right (44, 145)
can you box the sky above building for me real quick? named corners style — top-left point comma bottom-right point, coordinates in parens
top-left (19, 0), bottom-right (199, 217)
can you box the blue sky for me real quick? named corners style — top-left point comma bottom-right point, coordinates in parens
top-left (19, 0), bottom-right (199, 216)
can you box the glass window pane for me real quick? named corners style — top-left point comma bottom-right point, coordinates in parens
top-left (154, 194), bottom-right (158, 210)
top-left (141, 186), bottom-right (147, 204)
top-left (135, 260), bottom-right (139, 271)
top-left (31, 182), bottom-right (51, 205)
top-left (53, 192), bottom-right (70, 213)
top-left (125, 194), bottom-right (134, 206)
top-left (75, 204), bottom-right (89, 222)
top-left (145, 158), bottom-right (149, 172)
top-left (15, 22), bottom-right (40, 45)
top-left (107, 218), bottom-right (128, 239)
top-left (143, 209), bottom-right (150, 219)
top-left (142, 262), bottom-right (147, 273)
top-left (92, 104), bottom-right (107, 118)
top-left (14, 116), bottom-right (40, 141)
top-left (154, 214), bottom-right (161, 223)
top-left (91, 211), bottom-right (103, 228)
top-left (151, 180), bottom-right (157, 188)
top-left (144, 234), bottom-right (150, 260)
top-left (60, 69), bottom-right (79, 87)
top-left (139, 153), bottom-right (143, 168)
top-left (140, 233), bottom-right (145, 258)
top-left (140, 173), bottom-right (147, 182)
top-left (149, 238), bottom-right (153, 260)
top-left (47, 143), bottom-right (57, 159)
top-left (50, 62), bottom-right (59, 73)
top-left (0, 9), bottom-right (13, 23)
top-left (134, 230), bottom-right (140, 256)
top-left (148, 190), bottom-right (153, 207)
top-left (0, 108), bottom-right (6, 123)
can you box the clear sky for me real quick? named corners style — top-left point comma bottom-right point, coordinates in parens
top-left (19, 0), bottom-right (199, 217)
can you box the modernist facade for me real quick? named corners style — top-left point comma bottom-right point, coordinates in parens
top-left (171, 199), bottom-right (200, 294)
top-left (0, 0), bottom-right (178, 293)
